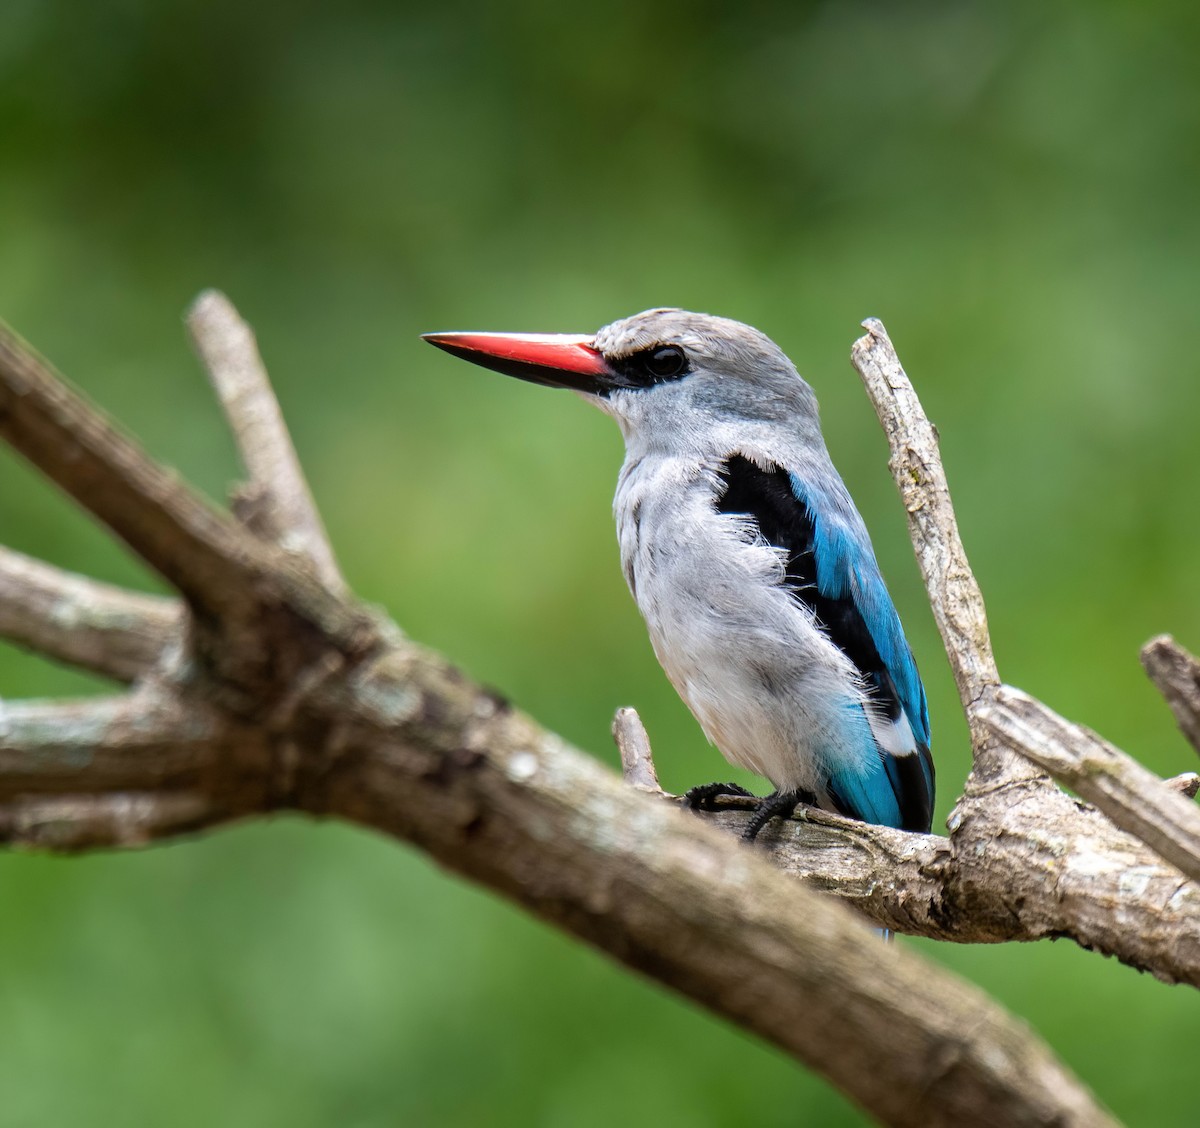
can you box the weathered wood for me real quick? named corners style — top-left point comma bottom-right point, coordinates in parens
top-left (0, 545), bottom-right (177, 682)
top-left (187, 290), bottom-right (344, 591)
top-left (1142, 634), bottom-right (1200, 755)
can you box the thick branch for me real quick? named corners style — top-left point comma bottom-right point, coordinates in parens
top-left (611, 710), bottom-right (1200, 983)
top-left (1142, 634), bottom-right (1200, 756)
top-left (0, 655), bottom-right (1118, 1123)
top-left (976, 686), bottom-right (1200, 886)
top-left (0, 545), bottom-right (177, 681)
top-left (187, 290), bottom-right (344, 591)
top-left (0, 322), bottom-right (269, 620)
top-left (306, 650), bottom-right (1114, 1128)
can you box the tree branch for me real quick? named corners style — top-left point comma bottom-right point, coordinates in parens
top-left (849, 320), bottom-right (1000, 706)
top-left (1142, 634), bottom-right (1200, 756)
top-left (850, 319), bottom-right (1039, 787)
top-left (186, 290), bottom-right (345, 592)
top-left (976, 686), bottom-right (1200, 885)
top-left (305, 649), bottom-right (1116, 1128)
top-left (0, 790), bottom-right (223, 851)
top-left (0, 322), bottom-right (267, 622)
top-left (607, 709), bottom-right (1200, 984)
top-left (0, 692), bottom-right (231, 795)
top-left (613, 705), bottom-right (662, 792)
top-left (0, 320), bottom-right (378, 693)
top-left (1166, 772), bottom-right (1200, 798)
top-left (0, 545), bottom-right (177, 681)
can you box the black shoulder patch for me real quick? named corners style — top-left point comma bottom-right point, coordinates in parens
top-left (715, 455), bottom-right (933, 832)
top-left (715, 455), bottom-right (897, 715)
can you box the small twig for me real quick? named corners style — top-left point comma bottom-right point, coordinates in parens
top-left (1141, 634), bottom-right (1200, 756)
top-left (977, 685), bottom-right (1200, 884)
top-left (0, 791), bottom-right (221, 851)
top-left (1165, 772), bottom-right (1200, 799)
top-left (187, 291), bottom-right (344, 591)
top-left (612, 706), bottom-right (664, 793)
top-left (0, 545), bottom-right (178, 682)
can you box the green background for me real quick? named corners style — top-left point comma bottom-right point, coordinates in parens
top-left (2, 2), bottom-right (1198, 1124)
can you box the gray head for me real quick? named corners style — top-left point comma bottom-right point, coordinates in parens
top-left (422, 308), bottom-right (820, 444)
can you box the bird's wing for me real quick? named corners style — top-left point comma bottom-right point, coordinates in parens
top-left (716, 455), bottom-right (934, 832)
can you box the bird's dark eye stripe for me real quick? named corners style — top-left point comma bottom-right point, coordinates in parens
top-left (606, 344), bottom-right (690, 389)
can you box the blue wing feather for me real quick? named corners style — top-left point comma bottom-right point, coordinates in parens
top-left (792, 470), bottom-right (931, 748)
top-left (827, 754), bottom-right (903, 828)
top-left (715, 456), bottom-right (934, 832)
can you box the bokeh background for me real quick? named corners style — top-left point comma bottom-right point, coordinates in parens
top-left (2, 1), bottom-right (1198, 1124)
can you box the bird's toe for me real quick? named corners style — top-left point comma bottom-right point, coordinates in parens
top-left (684, 781), bottom-right (756, 810)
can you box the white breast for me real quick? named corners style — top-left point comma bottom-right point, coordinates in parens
top-left (612, 451), bottom-right (875, 796)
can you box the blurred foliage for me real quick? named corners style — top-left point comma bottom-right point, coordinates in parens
top-left (2, 1), bottom-right (1199, 1124)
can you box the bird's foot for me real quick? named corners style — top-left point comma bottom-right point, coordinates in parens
top-left (684, 781), bottom-right (756, 811)
top-left (743, 789), bottom-right (816, 842)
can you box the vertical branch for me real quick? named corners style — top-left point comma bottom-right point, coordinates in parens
top-left (1142, 635), bottom-right (1200, 756)
top-left (186, 290), bottom-right (345, 592)
top-left (850, 319), bottom-right (1036, 784)
top-left (613, 706), bottom-right (664, 793)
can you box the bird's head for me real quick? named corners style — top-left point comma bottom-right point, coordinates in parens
top-left (422, 308), bottom-right (819, 445)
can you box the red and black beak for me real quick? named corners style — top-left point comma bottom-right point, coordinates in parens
top-left (421, 331), bottom-right (616, 394)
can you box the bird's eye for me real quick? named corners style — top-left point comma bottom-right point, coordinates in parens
top-left (641, 345), bottom-right (687, 380)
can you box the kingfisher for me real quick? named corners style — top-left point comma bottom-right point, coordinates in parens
top-left (423, 310), bottom-right (933, 843)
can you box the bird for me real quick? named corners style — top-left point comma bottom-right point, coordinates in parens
top-left (423, 309), bottom-right (933, 844)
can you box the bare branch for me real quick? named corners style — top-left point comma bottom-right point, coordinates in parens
top-left (976, 685), bottom-right (1200, 885)
top-left (0, 320), bottom-right (268, 620)
top-left (0, 692), bottom-right (233, 796)
top-left (0, 647), bottom-right (1120, 1120)
top-left (679, 793), bottom-right (1200, 985)
top-left (850, 320), bottom-right (1039, 786)
top-left (0, 790), bottom-right (222, 851)
top-left (0, 320), bottom-right (379, 689)
top-left (850, 319), bottom-right (999, 707)
top-left (0, 545), bottom-right (178, 681)
top-left (612, 706), bottom-right (663, 793)
top-left (1166, 772), bottom-right (1200, 799)
top-left (1142, 634), bottom-right (1200, 756)
top-left (187, 291), bottom-right (344, 591)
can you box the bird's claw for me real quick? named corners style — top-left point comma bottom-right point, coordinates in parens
top-left (742, 789), bottom-right (815, 842)
top-left (684, 781), bottom-right (756, 811)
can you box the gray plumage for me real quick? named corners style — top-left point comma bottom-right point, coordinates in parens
top-left (595, 310), bottom-right (897, 799)
top-left (424, 308), bottom-right (933, 836)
